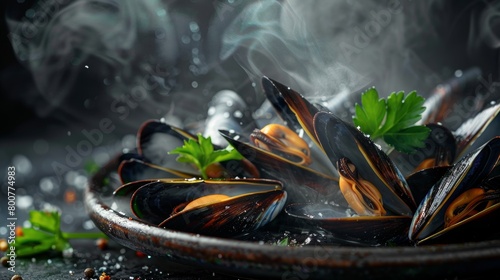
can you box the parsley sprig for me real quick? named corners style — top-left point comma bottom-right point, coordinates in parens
top-left (353, 88), bottom-right (430, 153)
top-left (169, 134), bottom-right (243, 179)
top-left (4, 210), bottom-right (107, 258)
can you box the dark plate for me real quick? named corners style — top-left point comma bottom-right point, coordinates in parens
top-left (85, 155), bottom-right (500, 280)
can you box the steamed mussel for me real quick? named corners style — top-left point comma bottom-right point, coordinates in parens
top-left (111, 73), bottom-right (500, 246)
top-left (114, 178), bottom-right (286, 237)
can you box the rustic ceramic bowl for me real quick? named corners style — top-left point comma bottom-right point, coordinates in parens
top-left (85, 155), bottom-right (500, 280)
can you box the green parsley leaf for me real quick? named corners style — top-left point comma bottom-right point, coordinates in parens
top-left (169, 134), bottom-right (243, 179)
top-left (353, 88), bottom-right (430, 153)
top-left (6, 210), bottom-right (107, 258)
top-left (276, 236), bottom-right (289, 246)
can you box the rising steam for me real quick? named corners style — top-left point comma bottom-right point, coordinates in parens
top-left (5, 0), bottom-right (499, 132)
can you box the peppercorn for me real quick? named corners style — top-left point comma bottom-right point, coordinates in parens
top-left (1, 256), bottom-right (9, 267)
top-left (84, 267), bottom-right (95, 278)
top-left (96, 238), bottom-right (108, 250)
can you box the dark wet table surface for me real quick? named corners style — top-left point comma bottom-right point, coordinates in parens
top-left (3, 239), bottom-right (241, 280)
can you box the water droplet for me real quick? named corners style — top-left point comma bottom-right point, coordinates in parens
top-left (84, 65), bottom-right (89, 69)
top-left (223, 112), bottom-right (230, 118)
top-left (189, 22), bottom-right (199, 33)
top-left (63, 247), bottom-right (73, 258)
top-left (17, 195), bottom-right (33, 209)
top-left (33, 139), bottom-right (49, 154)
top-left (225, 100), bottom-right (233, 107)
top-left (454, 69), bottom-right (463, 77)
top-left (40, 177), bottom-right (58, 193)
top-left (191, 81), bottom-right (198, 88)
top-left (83, 220), bottom-right (96, 230)
top-left (25, 9), bottom-right (35, 18)
top-left (192, 48), bottom-right (199, 54)
top-left (155, 28), bottom-right (166, 40)
top-left (233, 110), bottom-right (243, 118)
top-left (13, 154), bottom-right (32, 174)
top-left (192, 33), bottom-right (201, 41)
top-left (63, 214), bottom-right (74, 224)
top-left (208, 107), bottom-right (216, 116)
top-left (156, 9), bottom-right (166, 17)
top-left (181, 35), bottom-right (191, 44)
top-left (67, 131), bottom-right (72, 136)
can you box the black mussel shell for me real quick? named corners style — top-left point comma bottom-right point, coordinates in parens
top-left (219, 129), bottom-right (344, 203)
top-left (410, 136), bottom-right (500, 243)
top-left (313, 111), bottom-right (416, 216)
top-left (406, 166), bottom-right (452, 205)
top-left (119, 178), bottom-right (287, 237)
top-left (118, 158), bottom-right (196, 184)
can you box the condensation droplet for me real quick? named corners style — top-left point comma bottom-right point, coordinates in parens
top-left (83, 220), bottom-right (96, 230)
top-left (233, 110), bottom-right (243, 118)
top-left (156, 9), bottom-right (166, 17)
top-left (192, 33), bottom-right (201, 41)
top-left (33, 139), bottom-right (49, 155)
top-left (17, 195), bottom-right (33, 209)
top-left (207, 107), bottom-right (216, 116)
top-left (189, 22), bottom-right (199, 33)
top-left (191, 81), bottom-right (198, 88)
top-left (13, 154), bottom-right (32, 174)
top-left (63, 214), bottom-right (74, 224)
top-left (40, 177), bottom-right (58, 194)
top-left (181, 35), bottom-right (191, 44)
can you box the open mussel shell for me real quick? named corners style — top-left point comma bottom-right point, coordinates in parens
top-left (118, 158), bottom-right (196, 184)
top-left (453, 103), bottom-right (500, 158)
top-left (262, 76), bottom-right (320, 144)
top-left (285, 203), bottom-right (412, 246)
top-left (261, 76), bottom-right (336, 176)
top-left (135, 119), bottom-right (255, 179)
top-left (409, 137), bottom-right (500, 244)
top-left (138, 120), bottom-right (201, 175)
top-left (313, 111), bottom-right (416, 216)
top-left (405, 165), bottom-right (452, 205)
top-left (219, 129), bottom-right (345, 204)
top-left (121, 178), bottom-right (287, 237)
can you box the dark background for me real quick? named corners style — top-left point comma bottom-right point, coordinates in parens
top-left (1, 0), bottom-right (500, 279)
